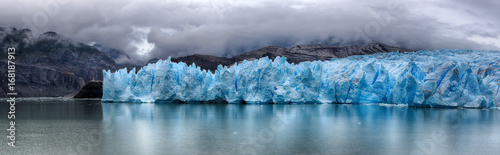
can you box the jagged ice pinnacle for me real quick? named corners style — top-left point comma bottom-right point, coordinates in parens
top-left (102, 49), bottom-right (500, 108)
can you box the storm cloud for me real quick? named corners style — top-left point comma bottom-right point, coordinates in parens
top-left (1, 0), bottom-right (499, 64)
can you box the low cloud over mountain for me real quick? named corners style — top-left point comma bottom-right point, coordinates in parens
top-left (1, 0), bottom-right (499, 65)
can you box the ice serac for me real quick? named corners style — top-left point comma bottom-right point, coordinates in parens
top-left (102, 49), bottom-right (500, 108)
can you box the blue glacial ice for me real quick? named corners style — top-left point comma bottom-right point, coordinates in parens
top-left (102, 49), bottom-right (500, 108)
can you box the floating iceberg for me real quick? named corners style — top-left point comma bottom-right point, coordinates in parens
top-left (102, 49), bottom-right (500, 108)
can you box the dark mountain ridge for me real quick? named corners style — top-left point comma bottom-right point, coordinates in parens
top-left (149, 43), bottom-right (411, 72)
top-left (0, 27), bottom-right (116, 97)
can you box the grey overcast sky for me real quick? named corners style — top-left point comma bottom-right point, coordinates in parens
top-left (1, 0), bottom-right (499, 64)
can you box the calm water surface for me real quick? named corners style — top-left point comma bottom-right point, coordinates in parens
top-left (1, 99), bottom-right (500, 155)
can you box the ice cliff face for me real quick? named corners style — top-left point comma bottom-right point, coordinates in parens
top-left (103, 49), bottom-right (500, 108)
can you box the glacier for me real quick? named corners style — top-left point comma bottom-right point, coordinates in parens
top-left (102, 49), bottom-right (500, 108)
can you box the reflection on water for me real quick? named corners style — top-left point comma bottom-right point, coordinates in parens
top-left (101, 103), bottom-right (500, 155)
top-left (1, 100), bottom-right (500, 154)
top-left (0, 99), bottom-right (103, 154)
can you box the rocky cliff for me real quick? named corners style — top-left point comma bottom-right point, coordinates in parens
top-left (0, 27), bottom-right (116, 97)
top-left (74, 80), bottom-right (103, 98)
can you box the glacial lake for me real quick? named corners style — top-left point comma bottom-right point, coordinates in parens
top-left (1, 98), bottom-right (500, 155)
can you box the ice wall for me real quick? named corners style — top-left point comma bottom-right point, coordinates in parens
top-left (102, 49), bottom-right (500, 108)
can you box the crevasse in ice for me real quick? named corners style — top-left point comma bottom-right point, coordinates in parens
top-left (102, 49), bottom-right (500, 108)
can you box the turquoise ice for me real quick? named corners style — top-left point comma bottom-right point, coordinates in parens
top-left (102, 49), bottom-right (500, 108)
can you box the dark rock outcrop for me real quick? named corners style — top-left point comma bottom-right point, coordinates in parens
top-left (74, 81), bottom-right (103, 98)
